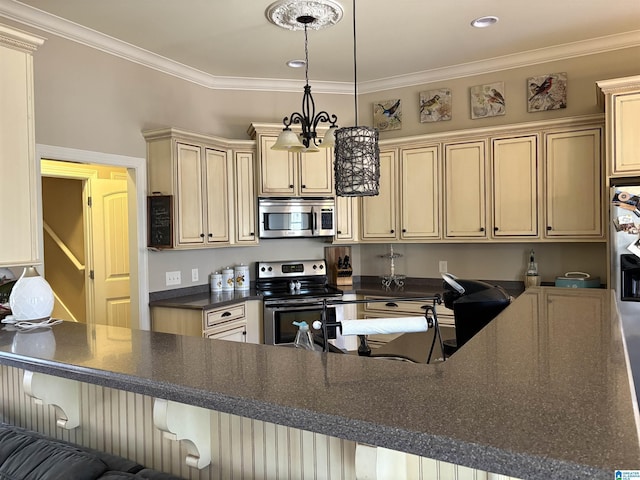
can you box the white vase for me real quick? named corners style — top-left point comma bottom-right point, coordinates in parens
top-left (9, 267), bottom-right (54, 321)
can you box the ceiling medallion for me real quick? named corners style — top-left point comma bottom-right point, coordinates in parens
top-left (266, 0), bottom-right (344, 30)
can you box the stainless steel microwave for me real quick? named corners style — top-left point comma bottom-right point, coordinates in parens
top-left (258, 198), bottom-right (336, 238)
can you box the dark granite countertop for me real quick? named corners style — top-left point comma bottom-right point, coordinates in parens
top-left (0, 287), bottom-right (637, 479)
top-left (148, 277), bottom-right (525, 311)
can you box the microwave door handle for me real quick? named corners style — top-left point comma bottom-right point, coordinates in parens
top-left (311, 206), bottom-right (317, 235)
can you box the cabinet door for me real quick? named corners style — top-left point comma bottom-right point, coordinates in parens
top-left (205, 320), bottom-right (247, 342)
top-left (234, 151), bottom-right (258, 244)
top-left (176, 142), bottom-right (205, 245)
top-left (335, 196), bottom-right (358, 242)
top-left (259, 136), bottom-right (296, 195)
top-left (444, 141), bottom-right (487, 238)
top-left (545, 128), bottom-right (602, 238)
top-left (612, 92), bottom-right (640, 175)
top-left (492, 135), bottom-right (538, 237)
top-left (299, 148), bottom-right (334, 195)
top-left (400, 146), bottom-right (440, 239)
top-left (0, 34), bottom-right (40, 266)
top-left (203, 148), bottom-right (230, 244)
top-left (361, 150), bottom-right (397, 240)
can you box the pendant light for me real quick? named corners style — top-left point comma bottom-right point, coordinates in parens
top-left (268, 1), bottom-right (343, 152)
top-left (334, 0), bottom-right (380, 196)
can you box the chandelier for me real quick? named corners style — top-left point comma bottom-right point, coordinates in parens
top-left (267, 1), bottom-right (342, 152)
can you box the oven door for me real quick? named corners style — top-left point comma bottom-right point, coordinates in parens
top-left (264, 301), bottom-right (339, 346)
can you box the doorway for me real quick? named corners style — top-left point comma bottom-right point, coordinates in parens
top-left (41, 161), bottom-right (131, 327)
top-left (36, 144), bottom-right (149, 330)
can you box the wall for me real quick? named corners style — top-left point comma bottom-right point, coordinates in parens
top-left (4, 17), bottom-right (636, 293)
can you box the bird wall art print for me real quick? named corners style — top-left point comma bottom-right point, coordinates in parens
top-left (470, 82), bottom-right (505, 119)
top-left (527, 72), bottom-right (567, 112)
top-left (420, 88), bottom-right (452, 123)
top-left (373, 98), bottom-right (402, 131)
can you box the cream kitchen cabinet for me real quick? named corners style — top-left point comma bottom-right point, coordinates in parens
top-left (491, 134), bottom-right (539, 238)
top-left (360, 149), bottom-right (397, 240)
top-left (543, 127), bottom-right (603, 238)
top-left (360, 145), bottom-right (440, 242)
top-left (334, 195), bottom-right (360, 242)
top-left (144, 128), bottom-right (257, 248)
top-left (249, 124), bottom-right (334, 197)
top-left (151, 300), bottom-right (262, 344)
top-left (444, 140), bottom-right (488, 239)
top-left (597, 76), bottom-right (640, 178)
top-left (0, 25), bottom-right (44, 267)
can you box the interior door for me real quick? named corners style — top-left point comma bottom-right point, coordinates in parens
top-left (90, 178), bottom-right (130, 327)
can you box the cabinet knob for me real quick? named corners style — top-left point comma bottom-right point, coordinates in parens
top-left (289, 184), bottom-right (294, 189)
top-left (337, 230), bottom-right (342, 234)
top-left (208, 233), bottom-right (213, 238)
top-left (302, 184), bottom-right (306, 188)
top-left (494, 227), bottom-right (499, 231)
top-left (390, 229), bottom-right (395, 234)
top-left (547, 226), bottom-right (552, 231)
top-left (249, 232), bottom-right (255, 236)
top-left (479, 227), bottom-right (485, 232)
top-left (200, 233), bottom-right (205, 238)
top-left (402, 228), bottom-right (407, 233)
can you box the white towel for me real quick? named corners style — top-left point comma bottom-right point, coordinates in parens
top-left (340, 317), bottom-right (428, 336)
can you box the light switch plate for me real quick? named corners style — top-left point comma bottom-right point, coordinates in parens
top-left (166, 271), bottom-right (181, 286)
top-left (192, 268), bottom-right (199, 282)
top-left (439, 261), bottom-right (448, 273)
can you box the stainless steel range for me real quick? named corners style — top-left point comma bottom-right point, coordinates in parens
top-left (256, 259), bottom-right (343, 346)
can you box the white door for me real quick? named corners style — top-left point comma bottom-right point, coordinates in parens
top-left (90, 179), bottom-right (130, 327)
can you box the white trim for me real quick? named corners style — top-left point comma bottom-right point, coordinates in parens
top-left (0, 0), bottom-right (638, 94)
top-left (36, 144), bottom-right (150, 331)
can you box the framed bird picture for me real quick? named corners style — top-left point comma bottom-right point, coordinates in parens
top-left (527, 72), bottom-right (567, 112)
top-left (373, 99), bottom-right (402, 131)
top-left (470, 82), bottom-right (505, 119)
top-left (420, 88), bottom-right (452, 123)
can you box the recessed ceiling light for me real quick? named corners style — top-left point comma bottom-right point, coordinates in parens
top-left (471, 15), bottom-right (499, 28)
top-left (287, 59), bottom-right (306, 68)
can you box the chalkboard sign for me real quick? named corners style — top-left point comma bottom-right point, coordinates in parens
top-left (147, 195), bottom-right (173, 248)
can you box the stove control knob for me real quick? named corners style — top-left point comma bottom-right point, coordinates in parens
top-left (260, 267), bottom-right (266, 272)
top-left (319, 264), bottom-right (324, 270)
top-left (313, 264), bottom-right (317, 270)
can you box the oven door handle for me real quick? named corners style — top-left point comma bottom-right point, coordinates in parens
top-left (265, 302), bottom-right (335, 310)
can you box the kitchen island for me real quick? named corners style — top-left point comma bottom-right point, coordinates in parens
top-left (0, 287), bottom-right (637, 479)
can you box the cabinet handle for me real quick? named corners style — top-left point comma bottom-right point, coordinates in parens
top-left (547, 226), bottom-right (552, 231)
top-left (385, 302), bottom-right (399, 308)
top-left (337, 230), bottom-right (342, 234)
top-left (494, 227), bottom-right (499, 231)
top-left (221, 311), bottom-right (231, 317)
top-left (208, 233), bottom-right (213, 237)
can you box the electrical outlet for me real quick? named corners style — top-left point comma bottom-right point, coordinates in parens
top-left (166, 271), bottom-right (181, 286)
top-left (439, 261), bottom-right (448, 273)
top-left (192, 268), bottom-right (199, 282)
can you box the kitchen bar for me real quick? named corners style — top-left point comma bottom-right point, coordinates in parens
top-left (0, 287), bottom-right (637, 479)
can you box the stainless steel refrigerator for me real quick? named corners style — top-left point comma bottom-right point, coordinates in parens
top-left (610, 185), bottom-right (640, 401)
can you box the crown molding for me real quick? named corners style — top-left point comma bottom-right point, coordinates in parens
top-left (1, 0), bottom-right (639, 94)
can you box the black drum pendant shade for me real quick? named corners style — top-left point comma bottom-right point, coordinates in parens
top-left (334, 126), bottom-right (379, 196)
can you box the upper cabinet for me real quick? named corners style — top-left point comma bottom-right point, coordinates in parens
top-left (0, 25), bottom-right (45, 267)
top-left (543, 127), bottom-right (602, 238)
top-left (249, 123), bottom-right (334, 197)
top-left (444, 140), bottom-right (487, 239)
top-left (143, 128), bottom-right (257, 249)
top-left (491, 135), bottom-right (539, 238)
top-left (597, 76), bottom-right (640, 178)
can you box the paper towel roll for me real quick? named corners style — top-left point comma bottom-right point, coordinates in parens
top-left (340, 317), bottom-right (428, 336)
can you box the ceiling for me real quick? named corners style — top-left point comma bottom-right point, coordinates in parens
top-left (2, 0), bottom-right (639, 93)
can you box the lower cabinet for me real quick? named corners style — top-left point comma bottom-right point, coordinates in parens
top-left (358, 295), bottom-right (455, 356)
top-left (151, 300), bottom-right (262, 344)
